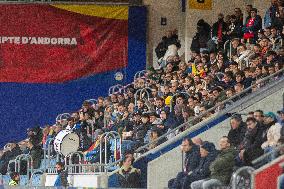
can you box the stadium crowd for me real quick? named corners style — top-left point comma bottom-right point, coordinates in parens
top-left (0, 0), bottom-right (284, 188)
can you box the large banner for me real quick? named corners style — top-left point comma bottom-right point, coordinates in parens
top-left (0, 4), bottom-right (147, 147)
top-left (0, 4), bottom-right (128, 83)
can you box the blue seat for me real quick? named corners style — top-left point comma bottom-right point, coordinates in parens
top-left (31, 174), bottom-right (43, 186)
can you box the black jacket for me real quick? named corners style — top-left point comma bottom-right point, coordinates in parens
top-left (184, 144), bottom-right (200, 173)
top-left (228, 122), bottom-right (247, 148)
top-left (116, 166), bottom-right (141, 188)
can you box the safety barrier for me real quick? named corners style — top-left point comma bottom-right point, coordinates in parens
top-left (108, 84), bottom-right (124, 96)
top-left (231, 166), bottom-right (255, 189)
top-left (224, 40), bottom-right (232, 60)
top-left (134, 70), bottom-right (147, 81)
top-left (29, 169), bottom-right (44, 186)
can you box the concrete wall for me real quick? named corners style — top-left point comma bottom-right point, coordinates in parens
top-left (143, 0), bottom-right (185, 67)
top-left (143, 0), bottom-right (272, 64)
top-left (147, 86), bottom-right (284, 189)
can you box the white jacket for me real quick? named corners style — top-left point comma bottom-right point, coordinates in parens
top-left (261, 123), bottom-right (282, 149)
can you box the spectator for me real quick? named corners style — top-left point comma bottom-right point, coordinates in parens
top-left (240, 117), bottom-right (264, 165)
top-left (264, 0), bottom-right (281, 29)
top-left (54, 162), bottom-right (68, 187)
top-left (212, 13), bottom-right (228, 48)
top-left (116, 155), bottom-right (141, 188)
top-left (9, 172), bottom-right (20, 186)
top-left (234, 8), bottom-right (244, 26)
top-left (191, 136), bottom-right (238, 188)
top-left (278, 108), bottom-right (284, 126)
top-left (0, 142), bottom-right (22, 175)
top-left (227, 15), bottom-right (243, 40)
top-left (168, 138), bottom-right (200, 189)
top-left (182, 142), bottom-right (217, 188)
top-left (228, 115), bottom-right (247, 148)
top-left (243, 8), bottom-right (262, 43)
top-left (27, 139), bottom-right (42, 169)
top-left (245, 4), bottom-right (253, 21)
top-left (191, 19), bottom-right (211, 52)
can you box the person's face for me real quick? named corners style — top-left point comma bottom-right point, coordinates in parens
top-left (250, 11), bottom-right (257, 18)
top-left (181, 140), bottom-right (191, 152)
top-left (235, 9), bottom-right (241, 16)
top-left (176, 97), bottom-right (184, 105)
top-left (253, 45), bottom-right (260, 53)
top-left (160, 111), bottom-right (167, 120)
top-left (271, 28), bottom-right (277, 36)
top-left (235, 85), bottom-right (243, 93)
top-left (14, 175), bottom-right (20, 181)
top-left (166, 63), bottom-right (173, 71)
top-left (219, 137), bottom-right (230, 150)
top-left (254, 112), bottom-right (263, 122)
top-left (141, 117), bottom-right (149, 124)
top-left (200, 148), bottom-right (209, 157)
top-left (56, 164), bottom-right (63, 171)
top-left (128, 103), bottom-right (135, 112)
top-left (264, 28), bottom-right (271, 37)
top-left (137, 101), bottom-right (144, 108)
top-left (235, 74), bottom-right (243, 82)
top-left (199, 107), bottom-right (206, 113)
top-left (149, 116), bottom-right (156, 123)
top-left (232, 40), bottom-right (239, 48)
top-left (230, 119), bottom-right (240, 129)
top-left (268, 67), bottom-right (275, 74)
top-left (279, 113), bottom-right (284, 121)
top-left (264, 116), bottom-right (274, 124)
top-left (123, 157), bottom-right (133, 168)
top-left (255, 67), bottom-right (262, 76)
top-left (156, 99), bottom-right (163, 108)
top-left (246, 5), bottom-right (252, 13)
top-left (151, 131), bottom-right (158, 139)
top-left (247, 120), bottom-right (257, 130)
top-left (226, 90), bottom-right (234, 97)
top-left (213, 90), bottom-right (219, 98)
top-left (188, 98), bottom-right (194, 106)
top-left (210, 53), bottom-right (216, 62)
top-left (98, 99), bottom-right (104, 107)
top-left (151, 89), bottom-right (158, 97)
top-left (223, 74), bottom-right (231, 83)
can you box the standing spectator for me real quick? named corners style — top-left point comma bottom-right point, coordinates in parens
top-left (27, 139), bottom-right (42, 169)
top-left (264, 0), bottom-right (280, 29)
top-left (245, 4), bottom-right (253, 21)
top-left (9, 172), bottom-right (20, 186)
top-left (227, 15), bottom-right (243, 39)
top-left (243, 8), bottom-right (262, 43)
top-left (212, 13), bottom-right (228, 49)
top-left (116, 155), bottom-right (141, 188)
top-left (191, 19), bottom-right (211, 52)
top-left (54, 162), bottom-right (68, 187)
top-left (168, 138), bottom-right (200, 189)
top-left (234, 8), bottom-right (244, 25)
top-left (191, 137), bottom-right (238, 189)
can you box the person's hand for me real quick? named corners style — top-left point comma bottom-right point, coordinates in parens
top-left (239, 149), bottom-right (245, 160)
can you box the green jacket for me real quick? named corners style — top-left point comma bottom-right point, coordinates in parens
top-left (209, 147), bottom-right (237, 185)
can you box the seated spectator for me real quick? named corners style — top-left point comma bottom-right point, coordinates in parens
top-left (191, 136), bottom-right (237, 189)
top-left (228, 115), bottom-right (247, 148)
top-left (192, 137), bottom-right (203, 146)
top-left (182, 142), bottom-right (217, 188)
top-left (9, 172), bottom-right (20, 186)
top-left (116, 155), bottom-right (141, 188)
top-left (239, 117), bottom-right (264, 166)
top-left (168, 138), bottom-right (200, 189)
top-left (278, 108), bottom-right (284, 127)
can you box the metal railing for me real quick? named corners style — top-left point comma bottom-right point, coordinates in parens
top-left (134, 87), bottom-right (151, 106)
top-left (252, 144), bottom-right (284, 167)
top-left (64, 151), bottom-right (86, 166)
top-left (108, 84), bottom-right (124, 96)
top-left (224, 40), bottom-right (232, 60)
top-left (134, 70), bottom-right (147, 81)
top-left (135, 68), bottom-right (284, 154)
top-left (231, 166), bottom-right (255, 189)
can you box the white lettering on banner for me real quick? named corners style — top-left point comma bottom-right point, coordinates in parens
top-left (0, 36), bottom-right (78, 46)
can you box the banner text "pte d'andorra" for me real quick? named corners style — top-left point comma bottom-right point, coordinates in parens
top-left (0, 36), bottom-right (77, 45)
